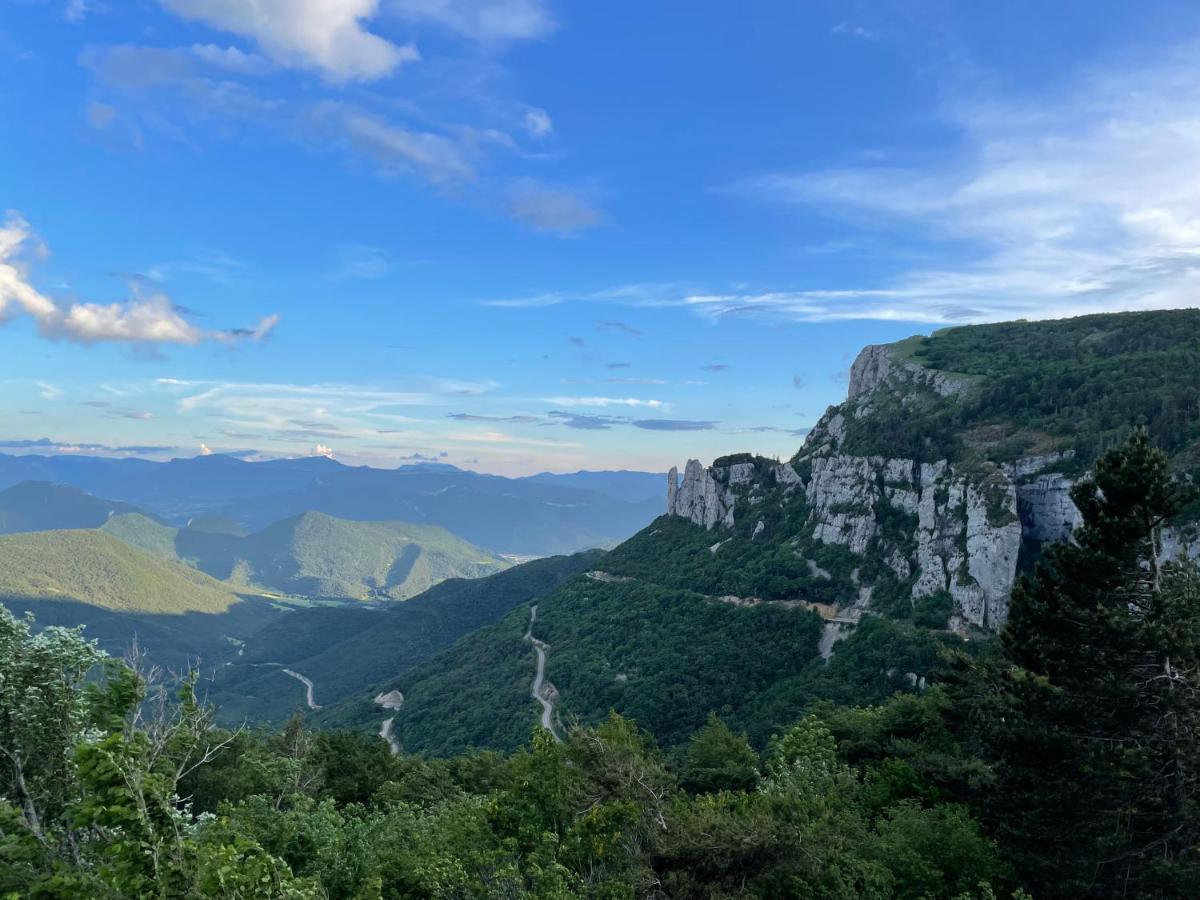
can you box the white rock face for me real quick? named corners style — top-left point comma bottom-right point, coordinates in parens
top-left (957, 483), bottom-right (1022, 628)
top-left (774, 462), bottom-right (803, 487)
top-left (848, 345), bottom-right (896, 399)
top-left (667, 459), bottom-right (736, 530)
top-left (848, 343), bottom-right (968, 400)
top-left (807, 455), bottom-right (881, 556)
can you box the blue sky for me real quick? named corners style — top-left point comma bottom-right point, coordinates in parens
top-left (3, 0), bottom-right (1200, 474)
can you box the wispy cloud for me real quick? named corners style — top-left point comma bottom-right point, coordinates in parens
top-left (64, 0), bottom-right (92, 24)
top-left (487, 46), bottom-right (1200, 326)
top-left (333, 243), bottom-right (394, 279)
top-left (632, 419), bottom-right (716, 431)
top-left (547, 411), bottom-right (623, 430)
top-left (507, 179), bottom-right (602, 233)
top-left (597, 320), bottom-right (641, 337)
top-left (163, 377), bottom-right (500, 447)
top-left (731, 45), bottom-right (1200, 324)
top-left (313, 102), bottom-right (479, 183)
top-left (832, 22), bottom-right (875, 41)
top-left (541, 396), bottom-right (665, 409)
top-left (390, 0), bottom-right (556, 43)
top-left (522, 107), bottom-right (553, 138)
top-left (448, 412), bottom-right (540, 423)
top-left (0, 437), bottom-right (174, 455)
top-left (0, 212), bottom-right (278, 346)
top-left (604, 377), bottom-right (669, 386)
top-left (80, 39), bottom-right (601, 231)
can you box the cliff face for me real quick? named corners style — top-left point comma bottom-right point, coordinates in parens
top-left (666, 341), bottom-right (1198, 632)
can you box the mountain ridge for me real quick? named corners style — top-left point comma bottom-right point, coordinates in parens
top-left (0, 456), bottom-right (663, 554)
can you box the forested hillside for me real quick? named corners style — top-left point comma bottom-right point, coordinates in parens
top-left (0, 530), bottom-right (240, 614)
top-left (209, 550), bottom-right (603, 723)
top-left (839, 308), bottom-right (1200, 466)
top-left (0, 481), bottom-right (146, 534)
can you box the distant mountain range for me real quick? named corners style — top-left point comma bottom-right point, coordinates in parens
top-left (0, 455), bottom-right (663, 555)
top-left (0, 482), bottom-right (510, 604)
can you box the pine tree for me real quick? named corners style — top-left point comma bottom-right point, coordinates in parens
top-left (957, 430), bottom-right (1200, 898)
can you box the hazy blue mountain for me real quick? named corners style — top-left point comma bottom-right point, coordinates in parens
top-left (0, 455), bottom-right (661, 555)
top-left (0, 481), bottom-right (149, 534)
top-left (522, 470), bottom-right (665, 503)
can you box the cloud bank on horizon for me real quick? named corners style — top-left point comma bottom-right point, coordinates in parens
top-left (3, 1), bottom-right (1200, 473)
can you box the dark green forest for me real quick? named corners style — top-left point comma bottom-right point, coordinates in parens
top-left (836, 309), bottom-right (1200, 469)
top-left (4, 433), bottom-right (1200, 898)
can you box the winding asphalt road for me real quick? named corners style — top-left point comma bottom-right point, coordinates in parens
top-left (524, 605), bottom-right (561, 741)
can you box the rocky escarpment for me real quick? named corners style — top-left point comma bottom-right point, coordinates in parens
top-left (667, 342), bottom-right (1196, 632)
top-left (667, 458), bottom-right (800, 531)
top-left (847, 343), bottom-right (970, 400)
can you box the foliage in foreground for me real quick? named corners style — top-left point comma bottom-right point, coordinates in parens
top-left (0, 599), bottom-right (1015, 898)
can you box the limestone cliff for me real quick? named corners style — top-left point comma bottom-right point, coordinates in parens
top-left (666, 338), bottom-right (1198, 632)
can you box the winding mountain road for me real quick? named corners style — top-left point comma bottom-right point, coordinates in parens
top-left (281, 668), bottom-right (321, 710)
top-left (524, 605), bottom-right (561, 741)
top-left (378, 716), bottom-right (401, 754)
top-left (374, 690), bottom-right (404, 754)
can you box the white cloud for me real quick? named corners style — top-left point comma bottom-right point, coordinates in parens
top-left (199, 442), bottom-right (214, 455)
top-left (158, 0), bottom-right (418, 82)
top-left (389, 0), bottom-right (554, 42)
top-left (311, 442), bottom-right (335, 458)
top-left (35, 381), bottom-right (62, 401)
top-left (521, 107), bottom-right (552, 139)
top-left (0, 211), bottom-right (279, 345)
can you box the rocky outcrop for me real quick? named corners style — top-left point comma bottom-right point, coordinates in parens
top-left (847, 345), bottom-right (898, 399)
top-left (667, 460), bottom-right (735, 529)
top-left (666, 340), bottom-right (1199, 632)
top-left (667, 459), bottom-right (801, 530)
top-left (848, 343), bottom-right (969, 400)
